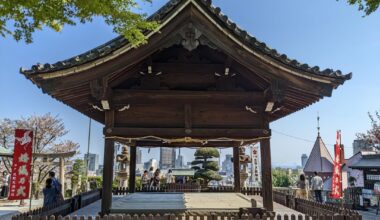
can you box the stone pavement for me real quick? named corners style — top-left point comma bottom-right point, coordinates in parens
top-left (249, 195), bottom-right (302, 216)
top-left (69, 193), bottom-right (303, 216)
top-left (359, 209), bottom-right (380, 220)
top-left (0, 198), bottom-right (43, 220)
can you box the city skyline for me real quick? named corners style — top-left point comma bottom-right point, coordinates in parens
top-left (1, 0), bottom-right (379, 166)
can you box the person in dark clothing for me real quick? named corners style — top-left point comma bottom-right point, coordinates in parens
top-left (49, 171), bottom-right (63, 201)
top-left (43, 178), bottom-right (57, 207)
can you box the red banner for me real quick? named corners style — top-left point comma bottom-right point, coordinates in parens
top-left (331, 130), bottom-right (342, 199)
top-left (8, 129), bottom-right (33, 200)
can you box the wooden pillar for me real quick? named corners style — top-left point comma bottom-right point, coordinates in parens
top-left (59, 157), bottom-right (65, 193)
top-left (260, 134), bottom-right (273, 211)
top-left (233, 146), bottom-right (241, 192)
top-left (101, 110), bottom-right (115, 215)
top-left (129, 146), bottom-right (137, 193)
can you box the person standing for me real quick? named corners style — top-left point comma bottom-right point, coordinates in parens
top-left (148, 167), bottom-right (155, 190)
top-left (1, 171), bottom-right (10, 198)
top-left (296, 174), bottom-right (309, 199)
top-left (141, 170), bottom-right (150, 191)
top-left (43, 178), bottom-right (57, 207)
top-left (311, 172), bottom-right (324, 203)
top-left (49, 171), bottom-right (63, 201)
top-left (150, 169), bottom-right (161, 191)
top-left (166, 169), bottom-right (175, 184)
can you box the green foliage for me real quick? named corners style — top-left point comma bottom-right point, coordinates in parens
top-left (272, 169), bottom-right (292, 187)
top-left (342, 0), bottom-right (380, 15)
top-left (88, 176), bottom-right (102, 189)
top-left (65, 189), bottom-right (73, 198)
top-left (71, 159), bottom-right (85, 186)
top-left (194, 148), bottom-right (220, 158)
top-left (135, 176), bottom-right (142, 189)
top-left (0, 0), bottom-right (158, 44)
top-left (112, 175), bottom-right (120, 188)
top-left (191, 148), bottom-right (221, 185)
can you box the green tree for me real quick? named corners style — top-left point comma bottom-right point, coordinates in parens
top-left (191, 148), bottom-right (222, 185)
top-left (71, 159), bottom-right (86, 195)
top-left (272, 169), bottom-right (292, 187)
top-left (0, 0), bottom-right (157, 44)
top-left (343, 0), bottom-right (380, 15)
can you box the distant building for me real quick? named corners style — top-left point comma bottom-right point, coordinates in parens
top-left (175, 154), bottom-right (184, 168)
top-left (352, 139), bottom-right (377, 155)
top-left (144, 158), bottom-right (158, 170)
top-left (96, 165), bottom-right (104, 176)
top-left (222, 154), bottom-right (233, 176)
top-left (349, 153), bottom-right (380, 206)
top-left (159, 147), bottom-right (176, 169)
top-left (301, 154), bottom-right (308, 168)
top-left (303, 133), bottom-right (334, 190)
top-left (84, 153), bottom-right (99, 172)
top-left (136, 149), bottom-right (142, 164)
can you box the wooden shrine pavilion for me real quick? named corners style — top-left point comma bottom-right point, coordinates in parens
top-left (20, 0), bottom-right (351, 215)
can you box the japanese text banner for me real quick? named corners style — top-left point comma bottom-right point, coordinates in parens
top-left (331, 131), bottom-right (342, 199)
top-left (8, 129), bottom-right (33, 200)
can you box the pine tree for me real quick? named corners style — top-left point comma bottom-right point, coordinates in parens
top-left (191, 148), bottom-right (222, 185)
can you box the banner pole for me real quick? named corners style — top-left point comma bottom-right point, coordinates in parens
top-left (28, 127), bottom-right (37, 211)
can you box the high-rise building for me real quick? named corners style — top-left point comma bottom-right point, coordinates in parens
top-left (222, 154), bottom-right (233, 176)
top-left (136, 149), bottom-right (142, 164)
top-left (301, 154), bottom-right (308, 168)
top-left (144, 159), bottom-right (158, 170)
top-left (159, 147), bottom-right (176, 169)
top-left (84, 153), bottom-right (99, 172)
top-left (175, 154), bottom-right (184, 168)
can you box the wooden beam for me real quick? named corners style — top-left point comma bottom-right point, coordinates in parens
top-left (59, 157), bottom-right (65, 196)
top-left (112, 90), bottom-right (264, 105)
top-left (233, 146), bottom-right (241, 192)
top-left (133, 140), bottom-right (258, 148)
top-left (129, 146), bottom-right (137, 193)
top-left (101, 110), bottom-right (115, 216)
top-left (260, 116), bottom-right (273, 211)
top-left (104, 127), bottom-right (271, 139)
top-left (184, 104), bottom-right (192, 134)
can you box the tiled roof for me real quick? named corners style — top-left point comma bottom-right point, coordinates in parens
top-left (20, 0), bottom-right (351, 82)
top-left (349, 154), bottom-right (380, 169)
top-left (303, 136), bottom-right (334, 174)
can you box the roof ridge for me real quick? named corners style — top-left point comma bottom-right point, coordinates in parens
top-left (20, 0), bottom-right (352, 83)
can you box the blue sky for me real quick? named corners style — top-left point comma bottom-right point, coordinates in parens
top-left (1, 0), bottom-right (379, 167)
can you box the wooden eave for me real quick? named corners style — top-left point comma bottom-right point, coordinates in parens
top-left (20, 0), bottom-right (351, 125)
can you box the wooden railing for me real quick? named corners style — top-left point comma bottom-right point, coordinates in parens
top-left (13, 188), bottom-right (102, 219)
top-left (113, 183), bottom-right (202, 195)
top-left (272, 190), bottom-right (361, 217)
top-left (12, 213), bottom-right (362, 220)
top-left (113, 185), bottom-right (262, 195)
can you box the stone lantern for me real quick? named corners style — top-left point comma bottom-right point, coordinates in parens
top-left (239, 146), bottom-right (251, 188)
top-left (116, 146), bottom-right (130, 187)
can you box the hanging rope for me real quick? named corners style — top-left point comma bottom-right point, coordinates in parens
top-left (105, 135), bottom-right (270, 146)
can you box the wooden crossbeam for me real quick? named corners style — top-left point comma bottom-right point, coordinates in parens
top-left (104, 127), bottom-right (270, 139)
top-left (112, 90), bottom-right (264, 105)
